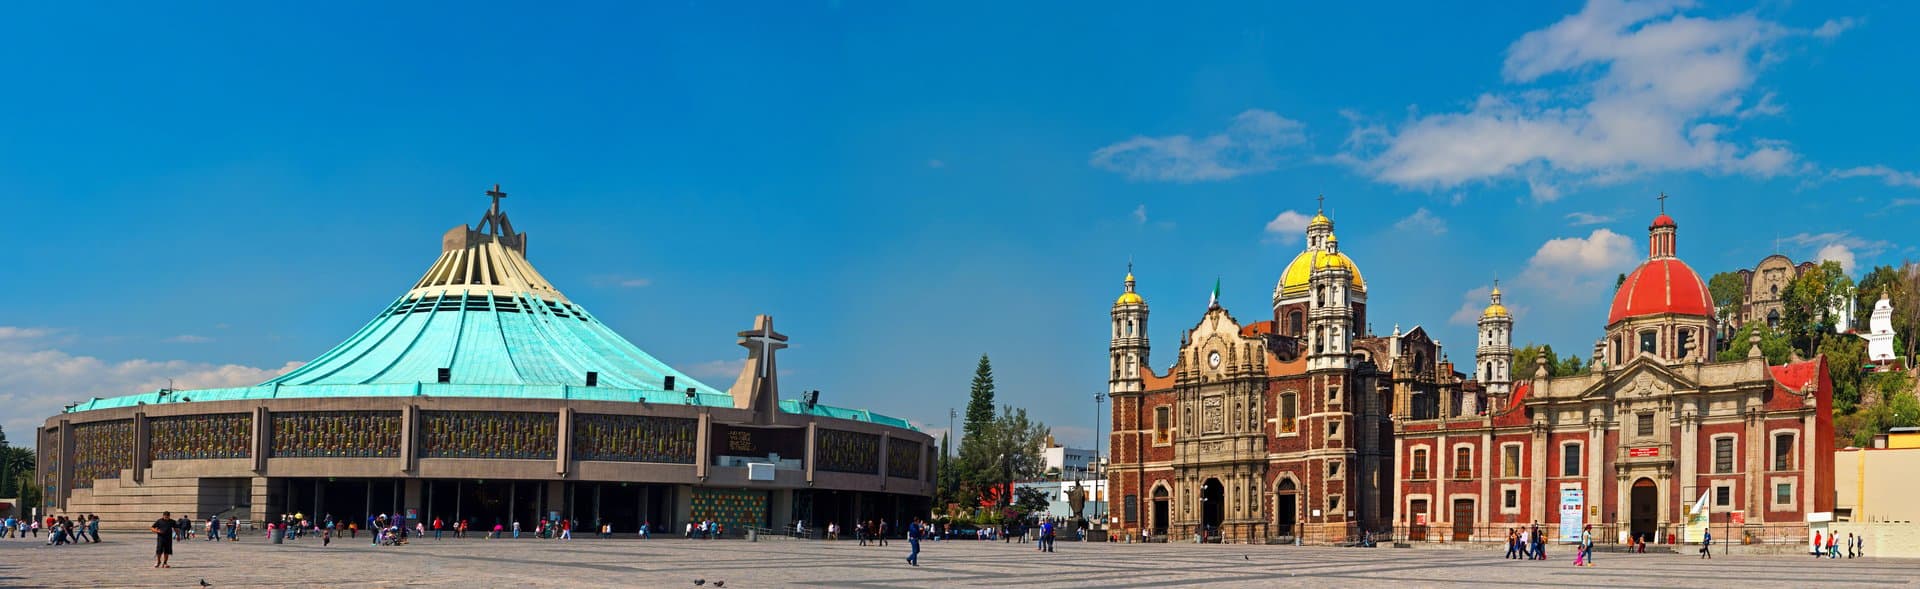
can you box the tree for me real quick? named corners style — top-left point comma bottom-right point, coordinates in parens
top-left (936, 432), bottom-right (959, 508)
top-left (1856, 265), bottom-right (1903, 318)
top-left (963, 354), bottom-right (997, 444)
top-left (1818, 336), bottom-right (1867, 415)
top-left (1012, 486), bottom-right (1051, 519)
top-left (1708, 271), bottom-right (1746, 322)
top-left (1781, 261), bottom-right (1853, 356)
top-left (1509, 344), bottom-right (1584, 380)
top-left (957, 405), bottom-right (1049, 509)
top-left (1893, 262), bottom-right (1920, 363)
top-left (1716, 322), bottom-right (1793, 365)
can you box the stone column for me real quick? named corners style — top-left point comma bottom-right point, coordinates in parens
top-left (1678, 409), bottom-right (1698, 519)
top-left (546, 480), bottom-right (567, 521)
top-left (695, 413), bottom-right (711, 481)
top-left (57, 419), bottom-right (73, 511)
top-left (1479, 431), bottom-right (1491, 526)
top-left (1531, 423), bottom-right (1548, 526)
top-left (556, 408), bottom-right (573, 476)
top-left (1392, 433), bottom-right (1404, 524)
top-left (403, 478), bottom-right (423, 522)
top-left (251, 407), bottom-right (269, 473)
top-left (251, 476), bottom-right (275, 521)
top-left (1744, 407), bottom-right (1761, 524)
top-left (878, 432), bottom-right (891, 490)
top-left (1587, 418), bottom-right (1603, 528)
top-left (804, 420), bottom-right (818, 486)
top-left (133, 411), bottom-right (150, 484)
top-left (1802, 410), bottom-right (1815, 515)
top-left (400, 405), bottom-right (418, 473)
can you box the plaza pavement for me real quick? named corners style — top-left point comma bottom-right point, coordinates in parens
top-left (1, 533), bottom-right (1913, 588)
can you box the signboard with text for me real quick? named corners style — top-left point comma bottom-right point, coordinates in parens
top-left (708, 424), bottom-right (806, 462)
top-left (1558, 489), bottom-right (1584, 543)
top-left (1628, 447), bottom-right (1661, 458)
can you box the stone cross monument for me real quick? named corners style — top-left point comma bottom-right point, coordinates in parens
top-left (729, 314), bottom-right (789, 425)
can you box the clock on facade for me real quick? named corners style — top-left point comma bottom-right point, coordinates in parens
top-left (1207, 351), bottom-right (1221, 368)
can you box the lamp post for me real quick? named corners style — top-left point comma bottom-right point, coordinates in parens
top-left (1093, 392), bottom-right (1106, 526)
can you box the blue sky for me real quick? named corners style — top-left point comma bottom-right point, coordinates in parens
top-left (3, 1), bottom-right (1916, 448)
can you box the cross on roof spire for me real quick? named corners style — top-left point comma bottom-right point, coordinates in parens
top-left (487, 183), bottom-right (508, 217)
top-left (1658, 191), bottom-right (1668, 212)
top-left (1317, 193), bottom-right (1325, 212)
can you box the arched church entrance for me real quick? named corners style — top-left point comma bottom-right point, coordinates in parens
top-left (1630, 478), bottom-right (1658, 542)
top-left (1275, 478), bottom-right (1298, 539)
top-left (1200, 478), bottom-right (1224, 538)
top-left (1151, 486), bottom-right (1169, 537)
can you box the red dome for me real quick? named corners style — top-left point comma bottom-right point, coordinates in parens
top-left (1651, 213), bottom-right (1676, 228)
top-left (1608, 258), bottom-right (1712, 325)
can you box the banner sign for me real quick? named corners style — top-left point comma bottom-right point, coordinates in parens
top-left (1558, 489), bottom-right (1583, 543)
top-left (1628, 447), bottom-right (1661, 457)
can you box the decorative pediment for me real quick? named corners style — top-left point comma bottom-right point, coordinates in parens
top-left (1585, 359), bottom-right (1693, 401)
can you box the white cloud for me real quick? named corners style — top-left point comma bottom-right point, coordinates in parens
top-left (1812, 17), bottom-right (1856, 40)
top-left (0, 327), bottom-right (54, 340)
top-left (1393, 207), bottom-right (1448, 235)
top-left (589, 275), bottom-right (654, 289)
top-left (165, 334), bottom-right (213, 344)
top-left (0, 329), bottom-right (300, 448)
top-left (1831, 165), bottom-right (1920, 189)
top-left (1091, 109), bottom-right (1307, 182)
top-left (1518, 228), bottom-right (1638, 297)
top-left (1263, 210), bottom-right (1313, 243)
top-left (1344, 0), bottom-right (1815, 199)
top-left (1450, 286), bottom-right (1495, 326)
top-left (1132, 204), bottom-right (1148, 225)
top-left (1565, 212), bottom-right (1615, 226)
top-left (1816, 243), bottom-right (1857, 275)
top-left (686, 358), bottom-right (746, 380)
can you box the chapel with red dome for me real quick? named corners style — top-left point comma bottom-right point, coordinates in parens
top-left (1599, 207), bottom-right (1717, 368)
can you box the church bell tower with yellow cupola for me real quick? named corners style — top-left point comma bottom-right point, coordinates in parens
top-left (1475, 283), bottom-right (1513, 401)
top-left (1110, 265), bottom-right (1150, 395)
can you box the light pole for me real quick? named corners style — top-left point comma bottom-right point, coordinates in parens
top-left (1094, 392), bottom-right (1106, 527)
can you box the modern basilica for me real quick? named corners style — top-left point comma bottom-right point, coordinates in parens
top-left (1105, 203), bottom-right (1835, 545)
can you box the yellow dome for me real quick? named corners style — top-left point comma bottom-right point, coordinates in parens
top-left (1482, 303), bottom-right (1510, 318)
top-left (1309, 212), bottom-right (1332, 227)
top-left (1276, 251), bottom-right (1366, 299)
top-left (1116, 291), bottom-right (1145, 305)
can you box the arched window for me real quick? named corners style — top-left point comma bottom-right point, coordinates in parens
top-left (1288, 311), bottom-right (1303, 336)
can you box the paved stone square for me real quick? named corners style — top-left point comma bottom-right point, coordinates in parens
top-left (2, 534), bottom-right (1914, 588)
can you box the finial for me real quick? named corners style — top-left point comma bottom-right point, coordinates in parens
top-left (1657, 191), bottom-right (1668, 212)
top-left (1316, 193), bottom-right (1325, 212)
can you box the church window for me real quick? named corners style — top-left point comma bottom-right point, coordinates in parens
top-left (1563, 443), bottom-right (1582, 477)
top-left (1411, 449), bottom-right (1429, 479)
top-left (1503, 489), bottom-right (1518, 509)
top-left (1714, 484), bottom-right (1732, 507)
top-left (1288, 311), bottom-right (1303, 336)
top-left (1328, 421), bottom-right (1340, 438)
top-left (1125, 321), bottom-right (1134, 336)
top-left (1328, 496), bottom-right (1341, 513)
top-left (1767, 309), bottom-right (1780, 329)
top-left (1279, 393), bottom-right (1297, 433)
top-left (1775, 483), bottom-right (1793, 506)
top-left (1612, 335), bottom-right (1623, 366)
top-left (1677, 329), bottom-right (1695, 359)
top-left (1773, 433), bottom-right (1794, 471)
top-left (1328, 386), bottom-right (1340, 404)
top-left (1154, 406), bottom-right (1171, 444)
top-left (1714, 437), bottom-right (1735, 474)
top-left (1639, 330), bottom-right (1657, 355)
top-left (1502, 445), bottom-right (1520, 478)
top-left (1454, 447), bottom-right (1473, 479)
top-left (1636, 413), bottom-right (1654, 438)
top-left (1328, 461), bottom-right (1341, 478)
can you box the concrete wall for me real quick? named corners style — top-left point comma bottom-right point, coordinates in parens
top-left (1834, 447), bottom-right (1920, 523)
top-left (1820, 522), bottom-right (1920, 558)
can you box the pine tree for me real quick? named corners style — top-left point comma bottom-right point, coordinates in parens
top-left (963, 354), bottom-right (997, 443)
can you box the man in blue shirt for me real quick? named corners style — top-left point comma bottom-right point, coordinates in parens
top-left (905, 518), bottom-right (923, 566)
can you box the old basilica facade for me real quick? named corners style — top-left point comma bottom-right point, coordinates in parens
top-left (1106, 205), bottom-right (1834, 544)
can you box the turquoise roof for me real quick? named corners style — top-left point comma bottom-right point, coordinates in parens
top-left (64, 202), bottom-right (915, 431)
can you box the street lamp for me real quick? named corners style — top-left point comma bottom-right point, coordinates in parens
top-left (1093, 392), bottom-right (1107, 525)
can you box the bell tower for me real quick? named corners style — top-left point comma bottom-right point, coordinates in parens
top-left (1476, 283), bottom-right (1514, 399)
top-left (1110, 265), bottom-right (1150, 394)
top-left (1306, 233), bottom-right (1354, 373)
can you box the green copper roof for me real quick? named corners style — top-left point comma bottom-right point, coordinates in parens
top-left (64, 194), bottom-right (914, 431)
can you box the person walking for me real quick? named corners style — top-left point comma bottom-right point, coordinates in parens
top-left (904, 518), bottom-right (923, 567)
top-left (1827, 532), bottom-right (1839, 559)
top-left (1700, 529), bottom-right (1713, 559)
top-left (1578, 524), bottom-right (1595, 567)
top-left (1813, 530), bottom-right (1823, 557)
top-left (150, 511), bottom-right (177, 569)
top-left (226, 517), bottom-right (238, 541)
top-left (879, 520), bottom-right (889, 547)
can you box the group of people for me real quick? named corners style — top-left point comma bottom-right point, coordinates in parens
top-left (853, 520), bottom-right (890, 546)
top-left (1504, 524), bottom-right (1552, 560)
top-left (684, 519), bottom-right (722, 539)
top-left (1811, 530), bottom-right (1865, 559)
top-left (24, 514), bottom-right (101, 545)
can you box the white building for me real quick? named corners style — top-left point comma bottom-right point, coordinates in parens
top-left (1041, 445), bottom-right (1102, 480)
top-left (1864, 293), bottom-right (1898, 364)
